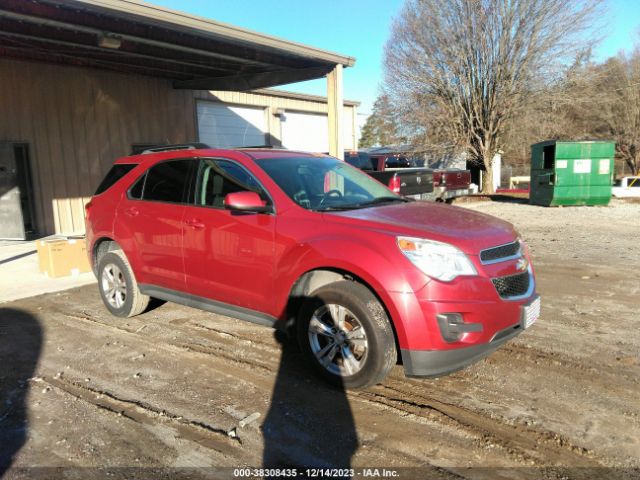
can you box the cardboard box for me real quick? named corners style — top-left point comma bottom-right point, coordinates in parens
top-left (36, 236), bottom-right (91, 278)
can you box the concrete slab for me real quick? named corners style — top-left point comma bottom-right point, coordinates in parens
top-left (0, 240), bottom-right (96, 303)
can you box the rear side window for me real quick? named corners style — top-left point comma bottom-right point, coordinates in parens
top-left (128, 174), bottom-right (145, 199)
top-left (142, 159), bottom-right (192, 203)
top-left (344, 153), bottom-right (360, 168)
top-left (94, 164), bottom-right (136, 195)
top-left (358, 153), bottom-right (374, 170)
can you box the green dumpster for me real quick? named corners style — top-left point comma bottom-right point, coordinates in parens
top-left (529, 140), bottom-right (615, 206)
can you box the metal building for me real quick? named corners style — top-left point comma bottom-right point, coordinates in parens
top-left (0, 0), bottom-right (356, 238)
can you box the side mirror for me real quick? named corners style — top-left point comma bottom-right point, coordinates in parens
top-left (223, 191), bottom-right (269, 213)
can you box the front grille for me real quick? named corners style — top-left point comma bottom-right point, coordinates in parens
top-left (480, 241), bottom-right (521, 264)
top-left (492, 271), bottom-right (530, 298)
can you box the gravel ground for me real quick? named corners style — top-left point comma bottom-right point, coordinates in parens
top-left (0, 198), bottom-right (638, 480)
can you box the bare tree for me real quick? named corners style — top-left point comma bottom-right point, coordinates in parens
top-left (586, 53), bottom-right (640, 175)
top-left (384, 0), bottom-right (602, 192)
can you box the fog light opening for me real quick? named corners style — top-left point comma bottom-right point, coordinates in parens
top-left (436, 313), bottom-right (483, 343)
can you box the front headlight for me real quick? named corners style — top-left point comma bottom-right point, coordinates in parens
top-left (397, 236), bottom-right (477, 282)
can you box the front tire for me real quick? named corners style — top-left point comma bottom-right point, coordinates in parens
top-left (97, 250), bottom-right (150, 318)
top-left (297, 281), bottom-right (397, 389)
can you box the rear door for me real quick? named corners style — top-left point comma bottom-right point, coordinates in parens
top-left (183, 157), bottom-right (276, 312)
top-left (116, 158), bottom-right (195, 292)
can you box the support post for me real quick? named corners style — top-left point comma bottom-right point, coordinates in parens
top-left (327, 64), bottom-right (344, 160)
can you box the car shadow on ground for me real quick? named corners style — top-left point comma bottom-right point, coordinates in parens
top-left (262, 328), bottom-right (358, 476)
top-left (0, 308), bottom-right (42, 476)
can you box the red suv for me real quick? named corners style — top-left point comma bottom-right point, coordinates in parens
top-left (86, 146), bottom-right (540, 388)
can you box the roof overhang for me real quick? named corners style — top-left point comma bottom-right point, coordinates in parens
top-left (251, 88), bottom-right (361, 107)
top-left (0, 0), bottom-right (355, 91)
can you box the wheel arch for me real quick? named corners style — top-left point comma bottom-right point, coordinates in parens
top-left (284, 267), bottom-right (403, 362)
top-left (92, 237), bottom-right (120, 275)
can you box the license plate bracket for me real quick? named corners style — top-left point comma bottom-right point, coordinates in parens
top-left (521, 295), bottom-right (541, 329)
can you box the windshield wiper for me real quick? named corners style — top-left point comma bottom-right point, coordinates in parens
top-left (314, 204), bottom-right (361, 212)
top-left (315, 196), bottom-right (408, 212)
top-left (355, 196), bottom-right (409, 207)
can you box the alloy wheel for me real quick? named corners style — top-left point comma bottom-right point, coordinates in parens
top-left (101, 263), bottom-right (127, 309)
top-left (308, 303), bottom-right (369, 377)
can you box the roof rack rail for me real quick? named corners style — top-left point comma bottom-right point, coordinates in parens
top-left (139, 143), bottom-right (211, 154)
top-left (237, 145), bottom-right (282, 149)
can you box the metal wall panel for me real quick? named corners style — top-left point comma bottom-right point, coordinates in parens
top-left (0, 59), bottom-right (357, 235)
top-left (0, 58), bottom-right (196, 235)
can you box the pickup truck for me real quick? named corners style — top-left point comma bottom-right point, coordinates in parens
top-left (612, 176), bottom-right (640, 198)
top-left (430, 169), bottom-right (473, 203)
top-left (344, 151), bottom-right (433, 199)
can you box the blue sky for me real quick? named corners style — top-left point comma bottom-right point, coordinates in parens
top-left (153, 0), bottom-right (639, 116)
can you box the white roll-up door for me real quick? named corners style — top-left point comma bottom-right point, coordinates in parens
top-left (281, 111), bottom-right (329, 153)
top-left (197, 101), bottom-right (266, 148)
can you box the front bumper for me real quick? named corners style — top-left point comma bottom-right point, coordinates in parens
top-left (401, 322), bottom-right (521, 377)
top-left (442, 187), bottom-right (472, 200)
top-left (400, 294), bottom-right (540, 377)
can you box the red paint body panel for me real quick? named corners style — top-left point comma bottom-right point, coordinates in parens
top-left (433, 170), bottom-right (471, 189)
top-left (87, 148), bottom-right (538, 373)
top-left (117, 197), bottom-right (187, 292)
top-left (328, 202), bottom-right (517, 255)
top-left (223, 191), bottom-right (267, 209)
top-left (182, 204), bottom-right (275, 311)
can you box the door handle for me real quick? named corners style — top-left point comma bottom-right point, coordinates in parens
top-left (185, 218), bottom-right (205, 229)
top-left (124, 207), bottom-right (139, 217)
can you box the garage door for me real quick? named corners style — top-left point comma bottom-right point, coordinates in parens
top-left (197, 101), bottom-right (266, 148)
top-left (281, 112), bottom-right (329, 153)
top-left (281, 111), bottom-right (356, 153)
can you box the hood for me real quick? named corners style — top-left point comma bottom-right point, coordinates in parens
top-left (326, 201), bottom-right (517, 255)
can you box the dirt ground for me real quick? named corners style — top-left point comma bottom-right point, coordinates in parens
top-left (1, 199), bottom-right (639, 480)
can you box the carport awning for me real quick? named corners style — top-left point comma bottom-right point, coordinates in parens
top-left (0, 0), bottom-right (355, 90)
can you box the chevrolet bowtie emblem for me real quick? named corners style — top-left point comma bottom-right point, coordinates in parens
top-left (516, 257), bottom-right (528, 272)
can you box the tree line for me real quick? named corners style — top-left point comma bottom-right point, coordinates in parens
top-left (360, 0), bottom-right (638, 192)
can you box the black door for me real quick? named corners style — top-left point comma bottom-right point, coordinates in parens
top-left (0, 143), bottom-right (35, 240)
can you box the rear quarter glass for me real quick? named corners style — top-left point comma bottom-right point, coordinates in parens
top-left (94, 164), bottom-right (137, 195)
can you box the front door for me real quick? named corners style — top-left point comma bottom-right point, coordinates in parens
top-left (183, 157), bottom-right (275, 313)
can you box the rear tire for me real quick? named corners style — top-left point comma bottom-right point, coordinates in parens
top-left (97, 250), bottom-right (150, 318)
top-left (297, 281), bottom-right (397, 389)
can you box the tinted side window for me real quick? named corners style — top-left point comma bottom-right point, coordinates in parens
top-left (344, 154), bottom-right (360, 168)
top-left (358, 153), bottom-right (373, 170)
top-left (129, 173), bottom-right (146, 199)
top-left (196, 159), bottom-right (263, 208)
top-left (385, 157), bottom-right (398, 168)
top-left (143, 159), bottom-right (192, 203)
top-left (95, 164), bottom-right (136, 195)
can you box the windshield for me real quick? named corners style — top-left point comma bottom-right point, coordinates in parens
top-left (255, 156), bottom-right (406, 211)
